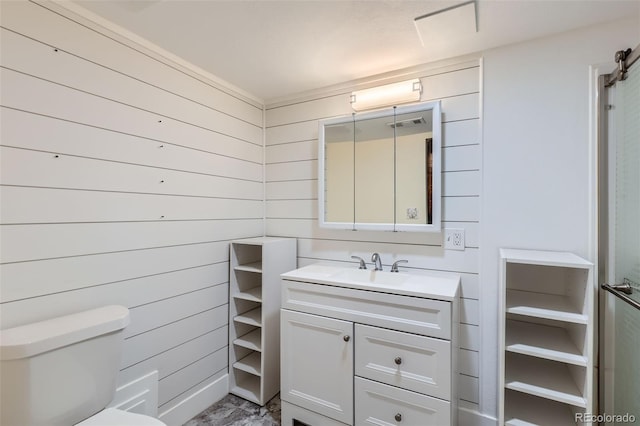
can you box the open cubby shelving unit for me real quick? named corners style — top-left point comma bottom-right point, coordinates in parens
top-left (499, 249), bottom-right (594, 425)
top-left (229, 237), bottom-right (297, 406)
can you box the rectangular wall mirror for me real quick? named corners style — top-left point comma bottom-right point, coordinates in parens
top-left (319, 101), bottom-right (441, 232)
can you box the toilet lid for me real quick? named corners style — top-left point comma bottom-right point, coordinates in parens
top-left (76, 408), bottom-right (167, 426)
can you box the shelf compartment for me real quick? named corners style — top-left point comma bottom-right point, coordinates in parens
top-left (232, 371), bottom-right (261, 405)
top-left (234, 307), bottom-right (262, 327)
top-left (232, 242), bottom-right (262, 271)
top-left (506, 320), bottom-right (587, 366)
top-left (506, 289), bottom-right (587, 324)
top-left (234, 328), bottom-right (262, 352)
top-left (233, 351), bottom-right (262, 376)
top-left (505, 390), bottom-right (582, 426)
top-left (505, 353), bottom-right (586, 408)
top-left (235, 261), bottom-right (262, 273)
top-left (500, 249), bottom-right (593, 269)
top-left (233, 287), bottom-right (262, 303)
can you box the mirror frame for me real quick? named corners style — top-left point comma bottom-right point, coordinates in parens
top-left (318, 101), bottom-right (442, 233)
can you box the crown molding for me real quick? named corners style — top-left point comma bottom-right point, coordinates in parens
top-left (39, 0), bottom-right (264, 108)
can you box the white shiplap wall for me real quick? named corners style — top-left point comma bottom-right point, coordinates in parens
top-left (265, 61), bottom-right (482, 413)
top-left (0, 1), bottom-right (263, 424)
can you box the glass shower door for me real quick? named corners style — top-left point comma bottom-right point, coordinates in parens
top-left (601, 51), bottom-right (640, 425)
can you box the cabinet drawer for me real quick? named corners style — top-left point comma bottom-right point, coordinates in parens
top-left (282, 280), bottom-right (452, 339)
top-left (355, 324), bottom-right (451, 399)
top-left (282, 401), bottom-right (350, 426)
top-left (355, 377), bottom-right (450, 426)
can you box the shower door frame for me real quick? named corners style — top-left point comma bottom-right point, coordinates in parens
top-left (596, 44), bottom-right (640, 423)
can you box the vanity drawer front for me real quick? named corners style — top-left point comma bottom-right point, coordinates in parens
top-left (282, 280), bottom-right (451, 339)
top-left (355, 377), bottom-right (450, 426)
top-left (282, 401), bottom-right (350, 426)
top-left (355, 324), bottom-right (451, 399)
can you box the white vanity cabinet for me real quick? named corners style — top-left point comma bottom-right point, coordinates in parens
top-left (280, 265), bottom-right (460, 426)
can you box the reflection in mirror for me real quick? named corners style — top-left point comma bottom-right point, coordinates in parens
top-left (319, 101), bottom-right (441, 232)
top-left (324, 121), bottom-right (355, 224)
top-left (394, 109), bottom-right (433, 225)
top-left (354, 114), bottom-right (394, 225)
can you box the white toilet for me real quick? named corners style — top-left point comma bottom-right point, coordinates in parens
top-left (0, 305), bottom-right (166, 426)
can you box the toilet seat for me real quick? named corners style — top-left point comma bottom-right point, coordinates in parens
top-left (76, 408), bottom-right (166, 426)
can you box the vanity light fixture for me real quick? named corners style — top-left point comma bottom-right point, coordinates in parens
top-left (350, 79), bottom-right (422, 111)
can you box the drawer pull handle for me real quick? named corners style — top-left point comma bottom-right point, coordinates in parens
top-left (343, 335), bottom-right (350, 342)
top-left (394, 357), bottom-right (402, 365)
top-left (395, 413), bottom-right (402, 422)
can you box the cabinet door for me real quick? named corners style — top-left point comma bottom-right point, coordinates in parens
top-left (281, 309), bottom-right (354, 424)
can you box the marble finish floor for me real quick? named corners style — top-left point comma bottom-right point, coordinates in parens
top-left (184, 394), bottom-right (281, 426)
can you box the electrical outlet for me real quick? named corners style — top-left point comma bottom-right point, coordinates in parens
top-left (444, 228), bottom-right (465, 251)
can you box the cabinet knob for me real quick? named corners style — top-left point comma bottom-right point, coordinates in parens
top-left (395, 413), bottom-right (402, 422)
top-left (343, 335), bottom-right (350, 342)
top-left (394, 357), bottom-right (402, 365)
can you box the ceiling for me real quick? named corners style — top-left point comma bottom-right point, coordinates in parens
top-left (72, 0), bottom-right (639, 103)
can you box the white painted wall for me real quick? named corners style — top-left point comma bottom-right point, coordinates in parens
top-left (0, 2), bottom-right (263, 424)
top-left (481, 17), bottom-right (639, 421)
top-left (265, 61), bottom-right (483, 416)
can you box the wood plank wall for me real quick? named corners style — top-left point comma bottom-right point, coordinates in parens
top-left (0, 1), bottom-right (263, 421)
top-left (265, 62), bottom-right (482, 412)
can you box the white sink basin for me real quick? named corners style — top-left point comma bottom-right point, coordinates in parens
top-left (282, 264), bottom-right (460, 300)
top-left (330, 268), bottom-right (408, 286)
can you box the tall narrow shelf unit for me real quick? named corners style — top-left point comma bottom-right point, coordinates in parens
top-left (499, 249), bottom-right (594, 425)
top-left (229, 237), bottom-right (297, 405)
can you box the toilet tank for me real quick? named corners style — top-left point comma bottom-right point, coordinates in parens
top-left (0, 306), bottom-right (130, 426)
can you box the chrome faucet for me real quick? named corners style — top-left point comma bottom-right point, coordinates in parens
top-left (391, 259), bottom-right (408, 272)
top-left (371, 253), bottom-right (383, 271)
top-left (351, 255), bottom-right (367, 270)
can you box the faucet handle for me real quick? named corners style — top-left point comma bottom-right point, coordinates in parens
top-left (351, 256), bottom-right (367, 270)
top-left (390, 260), bottom-right (408, 273)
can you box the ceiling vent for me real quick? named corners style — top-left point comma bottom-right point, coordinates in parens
top-left (414, 0), bottom-right (478, 47)
top-left (387, 117), bottom-right (426, 129)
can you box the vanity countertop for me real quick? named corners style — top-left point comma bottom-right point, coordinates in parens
top-left (281, 264), bottom-right (459, 301)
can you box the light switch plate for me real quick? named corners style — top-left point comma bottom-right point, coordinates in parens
top-left (444, 228), bottom-right (465, 250)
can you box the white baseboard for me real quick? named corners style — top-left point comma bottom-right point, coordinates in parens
top-left (158, 373), bottom-right (229, 426)
top-left (111, 372), bottom-right (490, 426)
top-left (459, 407), bottom-right (498, 426)
top-left (110, 370), bottom-right (159, 417)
